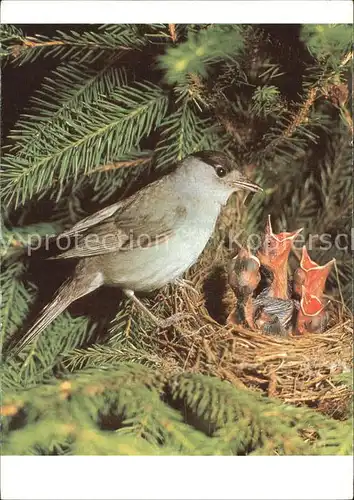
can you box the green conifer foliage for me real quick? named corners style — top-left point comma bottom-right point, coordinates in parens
top-left (2, 365), bottom-right (352, 455)
top-left (1, 24), bottom-right (352, 455)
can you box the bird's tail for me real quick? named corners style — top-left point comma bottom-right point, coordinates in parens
top-left (6, 269), bottom-right (103, 357)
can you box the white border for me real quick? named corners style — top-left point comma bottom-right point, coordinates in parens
top-left (0, 1), bottom-right (353, 24)
top-left (1, 456), bottom-right (354, 500)
top-left (1, 2), bottom-right (353, 500)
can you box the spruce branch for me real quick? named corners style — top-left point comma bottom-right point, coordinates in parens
top-left (159, 25), bottom-right (245, 84)
top-left (264, 88), bottom-right (318, 155)
top-left (88, 155), bottom-right (153, 174)
top-left (1, 222), bottom-right (62, 260)
top-left (0, 262), bottom-right (34, 344)
top-left (2, 83), bottom-right (169, 206)
top-left (263, 50), bottom-right (352, 156)
top-left (63, 342), bottom-right (161, 371)
top-left (2, 312), bottom-right (92, 390)
top-left (1, 25), bottom-right (144, 65)
top-left (82, 150), bottom-right (154, 203)
top-left (8, 61), bottom-right (129, 160)
top-left (2, 365), bottom-right (352, 455)
top-left (155, 89), bottom-right (219, 169)
top-left (300, 25), bottom-right (353, 67)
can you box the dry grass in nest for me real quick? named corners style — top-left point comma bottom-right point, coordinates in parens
top-left (145, 198), bottom-right (353, 419)
top-left (151, 279), bottom-right (352, 420)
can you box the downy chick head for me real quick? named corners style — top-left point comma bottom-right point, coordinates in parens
top-left (227, 247), bottom-right (260, 329)
top-left (257, 215), bottom-right (302, 272)
top-left (228, 247), bottom-right (261, 300)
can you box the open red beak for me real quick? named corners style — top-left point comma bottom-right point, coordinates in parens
top-left (296, 285), bottom-right (329, 334)
top-left (300, 286), bottom-right (326, 316)
top-left (293, 246), bottom-right (335, 298)
top-left (258, 215), bottom-right (303, 268)
top-left (257, 215), bottom-right (302, 299)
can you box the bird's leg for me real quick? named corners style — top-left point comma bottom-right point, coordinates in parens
top-left (123, 289), bottom-right (190, 328)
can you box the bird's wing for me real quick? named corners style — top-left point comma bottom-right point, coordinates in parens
top-left (254, 296), bottom-right (294, 327)
top-left (53, 184), bottom-right (187, 259)
top-left (59, 196), bottom-right (136, 238)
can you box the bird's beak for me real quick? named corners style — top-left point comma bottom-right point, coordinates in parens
top-left (300, 246), bottom-right (335, 273)
top-left (295, 246), bottom-right (335, 298)
top-left (300, 286), bottom-right (328, 316)
top-left (233, 177), bottom-right (263, 193)
top-left (264, 215), bottom-right (303, 243)
top-left (258, 215), bottom-right (303, 263)
top-left (229, 170), bottom-right (263, 193)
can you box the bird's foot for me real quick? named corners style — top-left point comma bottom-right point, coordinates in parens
top-left (123, 288), bottom-right (193, 328)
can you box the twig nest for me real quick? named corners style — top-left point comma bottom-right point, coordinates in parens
top-left (143, 212), bottom-right (352, 419)
top-left (152, 281), bottom-right (352, 418)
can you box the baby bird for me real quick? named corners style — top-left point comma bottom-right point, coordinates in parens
top-left (251, 216), bottom-right (301, 335)
top-left (253, 294), bottom-right (295, 336)
top-left (227, 247), bottom-right (261, 329)
top-left (257, 215), bottom-right (302, 300)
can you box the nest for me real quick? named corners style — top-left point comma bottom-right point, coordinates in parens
top-left (143, 199), bottom-right (353, 419)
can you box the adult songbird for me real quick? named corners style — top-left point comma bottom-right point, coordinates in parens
top-left (296, 286), bottom-right (329, 335)
top-left (9, 151), bottom-right (262, 355)
top-left (227, 247), bottom-right (261, 328)
top-left (257, 215), bottom-right (302, 300)
top-left (293, 246), bottom-right (335, 299)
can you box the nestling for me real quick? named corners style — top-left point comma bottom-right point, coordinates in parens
top-left (227, 247), bottom-right (261, 328)
top-left (9, 150), bottom-right (262, 354)
top-left (257, 215), bottom-right (302, 300)
top-left (252, 216), bottom-right (302, 335)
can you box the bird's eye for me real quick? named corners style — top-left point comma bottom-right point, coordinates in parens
top-left (216, 166), bottom-right (226, 178)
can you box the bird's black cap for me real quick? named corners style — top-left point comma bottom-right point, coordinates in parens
top-left (191, 150), bottom-right (238, 174)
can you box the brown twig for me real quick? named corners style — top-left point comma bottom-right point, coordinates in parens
top-left (340, 106), bottom-right (353, 135)
top-left (88, 157), bottom-right (152, 174)
top-left (264, 88), bottom-right (317, 154)
top-left (340, 51), bottom-right (353, 67)
top-left (169, 24), bottom-right (177, 43)
top-left (11, 36), bottom-right (131, 59)
top-left (265, 51), bottom-right (353, 153)
top-left (23, 39), bottom-right (65, 48)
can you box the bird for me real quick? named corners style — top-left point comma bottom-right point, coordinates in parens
top-left (253, 294), bottom-right (295, 336)
top-left (226, 246), bottom-right (293, 336)
top-left (249, 215), bottom-right (302, 336)
top-left (227, 247), bottom-right (261, 328)
top-left (296, 285), bottom-right (329, 335)
top-left (293, 246), bottom-right (335, 299)
top-left (8, 150), bottom-right (262, 355)
top-left (256, 215), bottom-right (302, 300)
